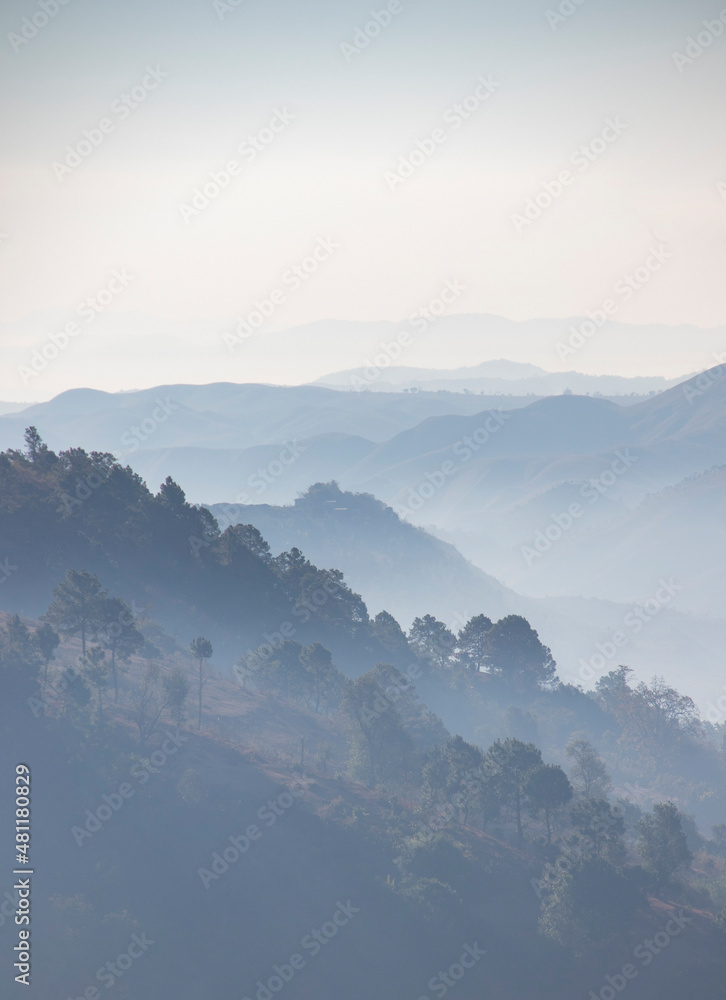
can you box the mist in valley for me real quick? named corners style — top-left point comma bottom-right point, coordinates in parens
top-left (2, 0), bottom-right (725, 996)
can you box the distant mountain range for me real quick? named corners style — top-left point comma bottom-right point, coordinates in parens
top-left (314, 359), bottom-right (687, 396)
top-left (2, 365), bottom-right (725, 707)
top-left (2, 310), bottom-right (724, 399)
top-left (205, 482), bottom-right (726, 711)
top-left (0, 401), bottom-right (36, 415)
top-left (485, 464), bottom-right (726, 617)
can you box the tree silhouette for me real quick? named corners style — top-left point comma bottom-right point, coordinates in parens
top-left (565, 736), bottom-right (612, 798)
top-left (81, 646), bottom-right (110, 723)
top-left (526, 764), bottom-right (573, 843)
top-left (485, 737), bottom-right (543, 844)
top-left (301, 642), bottom-right (341, 713)
top-left (428, 736), bottom-right (485, 825)
top-left (132, 663), bottom-right (189, 744)
top-left (0, 615), bottom-right (42, 703)
top-left (343, 674), bottom-right (413, 787)
top-left (637, 802), bottom-right (692, 884)
top-left (539, 855), bottom-right (639, 949)
top-left (484, 615), bottom-right (556, 689)
top-left (24, 426), bottom-right (43, 462)
top-left (371, 611), bottom-right (410, 660)
top-left (269, 640), bottom-right (306, 701)
top-left (43, 570), bottom-right (107, 657)
top-left (595, 665), bottom-right (633, 713)
top-left (99, 596), bottom-right (145, 702)
top-left (190, 636), bottom-right (213, 730)
top-left (571, 798), bottom-right (625, 864)
top-left (369, 662), bottom-right (448, 751)
top-left (408, 615), bottom-right (456, 669)
top-left (456, 614), bottom-right (493, 672)
top-left (34, 623), bottom-right (60, 698)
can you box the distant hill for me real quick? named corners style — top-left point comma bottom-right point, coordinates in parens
top-left (4, 369), bottom-right (726, 699)
top-left (209, 482), bottom-right (514, 628)
top-left (493, 465), bottom-right (726, 616)
top-left (207, 482), bottom-right (726, 711)
top-left (0, 400), bottom-right (37, 415)
top-left (3, 310), bottom-right (723, 397)
top-left (0, 382), bottom-right (513, 455)
top-left (314, 360), bottom-right (684, 396)
top-left (3, 369), bottom-right (721, 515)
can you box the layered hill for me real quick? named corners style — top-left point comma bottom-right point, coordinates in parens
top-left (206, 483), bottom-right (726, 711)
top-left (315, 359), bottom-right (684, 396)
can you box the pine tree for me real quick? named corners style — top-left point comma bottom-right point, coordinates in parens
top-left (637, 802), bottom-right (692, 884)
top-left (190, 636), bottom-right (213, 730)
top-left (99, 596), bottom-right (144, 701)
top-left (43, 570), bottom-right (107, 657)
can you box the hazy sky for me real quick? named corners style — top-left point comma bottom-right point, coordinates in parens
top-left (1, 0), bottom-right (724, 395)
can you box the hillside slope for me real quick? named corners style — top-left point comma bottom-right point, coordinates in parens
top-left (3, 623), bottom-right (724, 1000)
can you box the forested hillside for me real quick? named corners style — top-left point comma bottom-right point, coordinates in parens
top-left (2, 429), bottom-right (726, 998)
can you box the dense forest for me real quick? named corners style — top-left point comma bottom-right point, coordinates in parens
top-left (2, 429), bottom-right (726, 999)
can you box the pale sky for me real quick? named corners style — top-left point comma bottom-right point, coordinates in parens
top-left (1, 0), bottom-right (724, 396)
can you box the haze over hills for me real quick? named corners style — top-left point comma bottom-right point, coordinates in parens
top-left (206, 482), bottom-right (726, 712)
top-left (0, 383), bottom-right (504, 454)
top-left (2, 364), bottom-right (723, 501)
top-left (314, 360), bottom-right (687, 396)
top-left (4, 310), bottom-right (724, 401)
top-left (209, 482), bottom-right (515, 628)
top-left (2, 367), bottom-right (725, 707)
top-left (491, 465), bottom-right (726, 617)
top-left (7, 1), bottom-right (726, 993)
